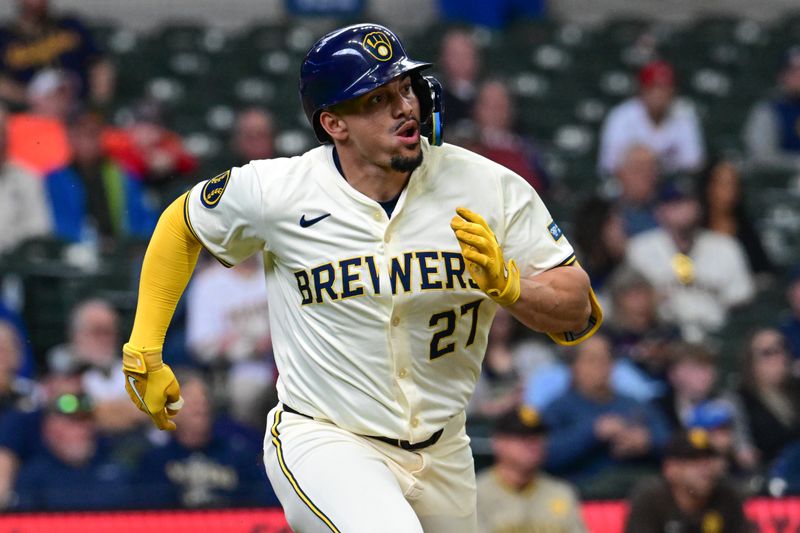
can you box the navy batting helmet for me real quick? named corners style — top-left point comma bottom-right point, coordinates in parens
top-left (299, 23), bottom-right (444, 146)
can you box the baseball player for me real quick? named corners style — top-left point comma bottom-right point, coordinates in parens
top-left (121, 23), bottom-right (602, 533)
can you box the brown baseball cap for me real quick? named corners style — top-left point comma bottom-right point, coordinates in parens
top-left (664, 429), bottom-right (718, 460)
top-left (493, 406), bottom-right (548, 436)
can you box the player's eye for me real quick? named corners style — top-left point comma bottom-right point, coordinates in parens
top-left (370, 94), bottom-right (384, 105)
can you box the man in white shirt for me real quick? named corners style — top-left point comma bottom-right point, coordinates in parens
top-left (598, 61), bottom-right (705, 176)
top-left (625, 180), bottom-right (754, 342)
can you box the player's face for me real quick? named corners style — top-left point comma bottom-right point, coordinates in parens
top-left (43, 414), bottom-right (96, 466)
top-left (175, 379), bottom-right (212, 447)
top-left (782, 65), bottom-right (800, 97)
top-left (571, 336), bottom-right (613, 395)
top-left (665, 457), bottom-right (718, 497)
top-left (750, 329), bottom-right (789, 388)
top-left (707, 162), bottom-right (740, 210)
top-left (657, 198), bottom-right (700, 234)
top-left (492, 434), bottom-right (546, 475)
top-left (333, 75), bottom-right (423, 174)
top-left (641, 84), bottom-right (674, 117)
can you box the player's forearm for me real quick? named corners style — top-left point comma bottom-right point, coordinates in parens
top-left (127, 192), bottom-right (201, 354)
top-left (508, 265), bottom-right (592, 334)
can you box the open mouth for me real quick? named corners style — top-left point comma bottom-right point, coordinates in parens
top-left (395, 120), bottom-right (420, 142)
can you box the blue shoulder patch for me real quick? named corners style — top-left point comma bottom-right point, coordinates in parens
top-left (548, 220), bottom-right (563, 241)
top-left (200, 170), bottom-right (231, 209)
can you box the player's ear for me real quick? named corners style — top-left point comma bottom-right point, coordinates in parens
top-left (319, 110), bottom-right (348, 142)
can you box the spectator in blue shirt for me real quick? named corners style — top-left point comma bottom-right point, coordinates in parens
top-left (0, 370), bottom-right (83, 508)
top-left (744, 46), bottom-right (800, 171)
top-left (542, 334), bottom-right (670, 496)
top-left (769, 440), bottom-right (800, 496)
top-left (0, 320), bottom-right (35, 416)
top-left (135, 369), bottom-right (277, 509)
top-left (45, 108), bottom-right (158, 247)
top-left (12, 392), bottom-right (133, 511)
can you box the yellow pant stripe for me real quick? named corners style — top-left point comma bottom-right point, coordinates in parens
top-left (271, 409), bottom-right (341, 533)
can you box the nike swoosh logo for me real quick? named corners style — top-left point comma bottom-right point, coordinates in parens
top-left (299, 213), bottom-right (331, 228)
top-left (127, 375), bottom-right (151, 414)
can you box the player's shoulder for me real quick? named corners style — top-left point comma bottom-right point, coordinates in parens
top-left (628, 227), bottom-right (670, 249)
top-left (670, 97), bottom-right (700, 118)
top-left (697, 228), bottom-right (740, 248)
top-left (245, 146), bottom-right (322, 177)
top-left (605, 97), bottom-right (641, 121)
top-left (475, 467), bottom-right (496, 487)
top-left (535, 473), bottom-right (579, 499)
top-left (432, 142), bottom-right (506, 172)
top-left (235, 145), bottom-right (327, 190)
top-left (429, 142), bottom-right (530, 189)
top-left (630, 475), bottom-right (670, 502)
top-left (697, 229), bottom-right (748, 261)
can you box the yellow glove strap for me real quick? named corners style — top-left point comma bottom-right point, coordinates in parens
top-left (486, 259), bottom-right (521, 307)
top-left (547, 284), bottom-right (604, 346)
top-left (122, 343), bottom-right (164, 373)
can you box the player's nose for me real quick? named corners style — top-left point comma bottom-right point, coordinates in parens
top-left (391, 89), bottom-right (414, 119)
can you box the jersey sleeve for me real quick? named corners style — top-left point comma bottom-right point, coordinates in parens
top-left (498, 171), bottom-right (575, 277)
top-left (185, 164), bottom-right (266, 267)
top-left (499, 170), bottom-right (603, 346)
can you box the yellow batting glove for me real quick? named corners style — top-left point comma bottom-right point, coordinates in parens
top-left (450, 207), bottom-right (521, 307)
top-left (122, 343), bottom-right (184, 431)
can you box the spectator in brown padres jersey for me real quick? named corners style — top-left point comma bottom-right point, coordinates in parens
top-left (625, 428), bottom-right (752, 533)
top-left (477, 405), bottom-right (586, 533)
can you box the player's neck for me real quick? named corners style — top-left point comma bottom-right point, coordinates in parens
top-left (334, 146), bottom-right (410, 202)
top-left (671, 485), bottom-right (709, 514)
top-left (494, 464), bottom-right (537, 493)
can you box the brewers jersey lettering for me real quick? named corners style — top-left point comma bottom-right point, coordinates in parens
top-left (186, 138), bottom-right (574, 442)
top-left (187, 137), bottom-right (574, 442)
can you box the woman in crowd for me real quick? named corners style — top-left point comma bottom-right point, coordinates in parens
top-left (735, 328), bottom-right (800, 465)
top-left (698, 159), bottom-right (773, 276)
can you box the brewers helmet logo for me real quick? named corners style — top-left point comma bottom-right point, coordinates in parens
top-left (362, 31), bottom-right (393, 62)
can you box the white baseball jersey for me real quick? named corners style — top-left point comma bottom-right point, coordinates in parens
top-left (186, 138), bottom-right (574, 442)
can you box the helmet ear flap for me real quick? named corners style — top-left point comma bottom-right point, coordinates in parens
top-left (311, 110), bottom-right (332, 144)
top-left (413, 74), bottom-right (445, 146)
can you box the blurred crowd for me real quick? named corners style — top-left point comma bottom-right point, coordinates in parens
top-left (0, 0), bottom-right (800, 529)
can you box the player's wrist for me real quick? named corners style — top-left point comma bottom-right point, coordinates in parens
top-left (487, 259), bottom-right (520, 307)
top-left (122, 343), bottom-right (164, 373)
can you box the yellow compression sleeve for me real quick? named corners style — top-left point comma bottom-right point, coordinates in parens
top-left (125, 192), bottom-right (201, 366)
